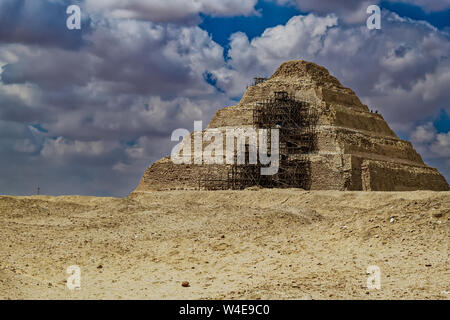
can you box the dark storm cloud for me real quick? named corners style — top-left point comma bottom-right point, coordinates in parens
top-left (1, 20), bottom-right (224, 95)
top-left (1, 49), bottom-right (94, 89)
top-left (0, 91), bottom-right (44, 122)
top-left (0, 0), bottom-right (88, 49)
top-left (0, 9), bottom-right (233, 196)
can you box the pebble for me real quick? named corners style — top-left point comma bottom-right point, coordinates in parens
top-left (432, 212), bottom-right (443, 218)
top-left (182, 281), bottom-right (190, 287)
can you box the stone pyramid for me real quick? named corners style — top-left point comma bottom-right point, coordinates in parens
top-left (134, 60), bottom-right (449, 192)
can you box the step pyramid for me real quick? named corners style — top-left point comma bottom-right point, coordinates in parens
top-left (134, 60), bottom-right (449, 192)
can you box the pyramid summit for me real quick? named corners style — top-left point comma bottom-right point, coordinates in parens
top-left (134, 60), bottom-right (449, 192)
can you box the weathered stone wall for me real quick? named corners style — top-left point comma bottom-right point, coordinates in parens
top-left (134, 60), bottom-right (449, 193)
top-left (334, 128), bottom-right (424, 164)
top-left (208, 106), bottom-right (254, 128)
top-left (331, 105), bottom-right (396, 137)
top-left (308, 154), bottom-right (351, 190)
top-left (135, 157), bottom-right (231, 191)
top-left (360, 160), bottom-right (450, 191)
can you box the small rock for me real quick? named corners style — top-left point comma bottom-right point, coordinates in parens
top-left (425, 264), bottom-right (432, 267)
top-left (220, 235), bottom-right (225, 239)
top-left (432, 212), bottom-right (444, 218)
top-left (181, 281), bottom-right (190, 287)
top-left (390, 217), bottom-right (395, 223)
top-left (97, 264), bottom-right (103, 269)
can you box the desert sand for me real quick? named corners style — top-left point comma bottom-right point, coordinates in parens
top-left (0, 189), bottom-right (448, 299)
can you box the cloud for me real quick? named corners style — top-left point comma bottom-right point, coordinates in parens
top-left (274, 0), bottom-right (450, 23)
top-left (85, 0), bottom-right (259, 23)
top-left (213, 14), bottom-right (339, 96)
top-left (409, 122), bottom-right (450, 180)
top-left (1, 18), bottom-right (225, 94)
top-left (431, 132), bottom-right (450, 157)
top-left (215, 12), bottom-right (450, 131)
top-left (411, 122), bottom-right (450, 161)
top-left (0, 0), bottom-right (88, 49)
top-left (0, 4), bottom-right (449, 196)
top-left (396, 0), bottom-right (450, 12)
top-left (411, 122), bottom-right (437, 143)
top-left (0, 13), bottom-right (234, 196)
top-left (275, 0), bottom-right (374, 23)
top-left (0, 17), bottom-right (230, 137)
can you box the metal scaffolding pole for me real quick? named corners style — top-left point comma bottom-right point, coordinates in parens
top-left (200, 90), bottom-right (318, 190)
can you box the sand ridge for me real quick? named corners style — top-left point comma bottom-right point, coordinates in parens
top-left (0, 190), bottom-right (448, 299)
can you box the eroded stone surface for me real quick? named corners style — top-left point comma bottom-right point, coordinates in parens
top-left (134, 60), bottom-right (449, 192)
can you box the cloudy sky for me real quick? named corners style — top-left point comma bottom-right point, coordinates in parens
top-left (0, 0), bottom-right (449, 196)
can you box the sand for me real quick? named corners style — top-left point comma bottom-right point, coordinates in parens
top-left (0, 189), bottom-right (448, 300)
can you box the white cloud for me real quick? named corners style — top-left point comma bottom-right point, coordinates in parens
top-left (85, 0), bottom-right (258, 23)
top-left (274, 0), bottom-right (450, 21)
top-left (396, 0), bottom-right (450, 12)
top-left (213, 14), bottom-right (338, 96)
top-left (411, 122), bottom-right (450, 160)
top-left (274, 0), bottom-right (375, 23)
top-left (411, 122), bottom-right (436, 143)
top-left (41, 137), bottom-right (119, 158)
top-left (430, 132), bottom-right (450, 157)
top-left (215, 12), bottom-right (450, 133)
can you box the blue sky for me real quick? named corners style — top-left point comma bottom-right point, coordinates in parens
top-left (0, 0), bottom-right (449, 196)
top-left (200, 1), bottom-right (303, 48)
top-left (201, 0), bottom-right (450, 47)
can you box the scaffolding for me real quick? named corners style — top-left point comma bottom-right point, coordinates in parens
top-left (200, 91), bottom-right (319, 190)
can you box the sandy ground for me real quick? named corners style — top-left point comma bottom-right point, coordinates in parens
top-left (0, 189), bottom-right (448, 300)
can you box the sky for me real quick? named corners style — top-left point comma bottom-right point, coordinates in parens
top-left (0, 0), bottom-right (449, 196)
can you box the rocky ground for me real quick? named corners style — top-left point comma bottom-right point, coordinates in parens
top-left (0, 189), bottom-right (448, 299)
